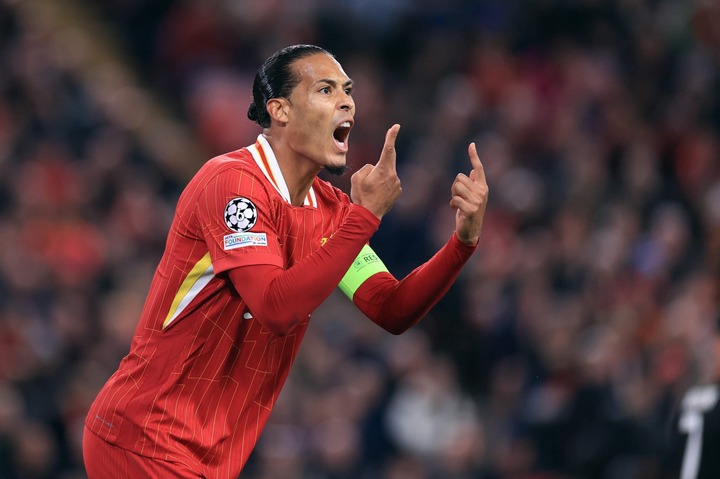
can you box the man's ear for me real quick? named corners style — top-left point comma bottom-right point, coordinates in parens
top-left (266, 98), bottom-right (290, 125)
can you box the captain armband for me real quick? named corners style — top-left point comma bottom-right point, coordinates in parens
top-left (338, 244), bottom-right (389, 300)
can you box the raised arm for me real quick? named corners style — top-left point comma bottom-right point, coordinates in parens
top-left (228, 205), bottom-right (380, 335)
top-left (228, 125), bottom-right (403, 335)
top-left (345, 142), bottom-right (489, 333)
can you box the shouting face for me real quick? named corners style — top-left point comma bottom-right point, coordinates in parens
top-left (279, 53), bottom-right (356, 175)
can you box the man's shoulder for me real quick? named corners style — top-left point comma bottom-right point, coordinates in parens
top-left (176, 147), bottom-right (270, 211)
top-left (200, 148), bottom-right (257, 176)
top-left (185, 147), bottom-right (268, 191)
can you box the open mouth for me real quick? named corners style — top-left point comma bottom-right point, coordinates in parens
top-left (333, 121), bottom-right (352, 151)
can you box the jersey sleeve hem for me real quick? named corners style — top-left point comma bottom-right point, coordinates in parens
top-left (349, 203), bottom-right (382, 228)
top-left (450, 231), bottom-right (480, 253)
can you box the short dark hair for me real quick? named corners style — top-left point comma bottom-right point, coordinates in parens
top-left (247, 45), bottom-right (332, 128)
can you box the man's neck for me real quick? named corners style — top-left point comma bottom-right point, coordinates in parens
top-left (262, 133), bottom-right (320, 206)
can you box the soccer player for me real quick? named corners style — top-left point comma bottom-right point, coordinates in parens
top-left (673, 382), bottom-right (720, 479)
top-left (83, 44), bottom-right (489, 478)
top-left (666, 315), bottom-right (720, 479)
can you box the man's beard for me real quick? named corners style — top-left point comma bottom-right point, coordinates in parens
top-left (325, 164), bottom-right (349, 176)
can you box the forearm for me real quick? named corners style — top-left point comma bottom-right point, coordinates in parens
top-left (353, 232), bottom-right (477, 334)
top-left (229, 204), bottom-right (380, 335)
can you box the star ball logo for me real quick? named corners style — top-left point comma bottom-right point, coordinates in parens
top-left (224, 197), bottom-right (257, 232)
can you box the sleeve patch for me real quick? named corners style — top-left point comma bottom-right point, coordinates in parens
top-left (223, 232), bottom-right (268, 250)
top-left (224, 197), bottom-right (258, 232)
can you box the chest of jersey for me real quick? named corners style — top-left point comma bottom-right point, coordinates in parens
top-left (273, 198), bottom-right (346, 268)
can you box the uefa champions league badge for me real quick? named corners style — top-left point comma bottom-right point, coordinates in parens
top-left (223, 197), bottom-right (265, 250)
top-left (224, 197), bottom-right (258, 232)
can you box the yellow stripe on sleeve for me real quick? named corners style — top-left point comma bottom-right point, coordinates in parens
top-left (163, 252), bottom-right (214, 329)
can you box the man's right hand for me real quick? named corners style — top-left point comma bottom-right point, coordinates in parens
top-left (350, 124), bottom-right (402, 220)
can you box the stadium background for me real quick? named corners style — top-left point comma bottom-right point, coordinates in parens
top-left (0, 0), bottom-right (719, 477)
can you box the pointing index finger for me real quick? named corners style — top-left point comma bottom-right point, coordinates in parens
top-left (468, 142), bottom-right (485, 182)
top-left (376, 124), bottom-right (401, 171)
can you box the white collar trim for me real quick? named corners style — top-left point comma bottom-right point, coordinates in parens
top-left (248, 135), bottom-right (316, 207)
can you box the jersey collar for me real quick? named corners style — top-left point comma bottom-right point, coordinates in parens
top-left (248, 135), bottom-right (317, 208)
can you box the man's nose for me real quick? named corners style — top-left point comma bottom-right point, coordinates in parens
top-left (339, 96), bottom-right (354, 112)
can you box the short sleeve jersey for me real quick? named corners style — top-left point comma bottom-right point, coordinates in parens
top-left (85, 135), bottom-right (353, 478)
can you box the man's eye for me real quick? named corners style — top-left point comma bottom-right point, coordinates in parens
top-left (344, 88), bottom-right (353, 96)
top-left (319, 87), bottom-right (331, 94)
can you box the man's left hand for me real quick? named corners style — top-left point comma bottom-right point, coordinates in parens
top-left (450, 142), bottom-right (489, 246)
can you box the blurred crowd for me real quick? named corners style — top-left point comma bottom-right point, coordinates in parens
top-left (1, 0), bottom-right (719, 478)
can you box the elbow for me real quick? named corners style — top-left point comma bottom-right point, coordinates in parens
top-left (264, 321), bottom-right (297, 337)
top-left (376, 315), bottom-right (419, 335)
top-left (259, 313), bottom-right (304, 336)
top-left (386, 325), bottom-right (408, 335)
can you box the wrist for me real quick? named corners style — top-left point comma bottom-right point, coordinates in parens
top-left (453, 231), bottom-right (479, 249)
top-left (351, 203), bottom-right (383, 226)
top-left (353, 203), bottom-right (383, 221)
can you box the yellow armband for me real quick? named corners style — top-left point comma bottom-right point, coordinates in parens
top-left (339, 244), bottom-right (389, 300)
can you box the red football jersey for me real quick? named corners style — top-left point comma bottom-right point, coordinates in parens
top-left (86, 135), bottom-right (357, 478)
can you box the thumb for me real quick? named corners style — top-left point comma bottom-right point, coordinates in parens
top-left (375, 124), bottom-right (401, 172)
